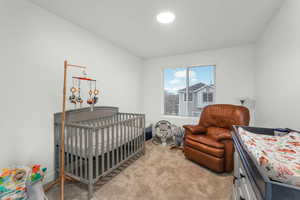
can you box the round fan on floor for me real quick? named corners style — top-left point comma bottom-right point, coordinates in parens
top-left (152, 120), bottom-right (173, 146)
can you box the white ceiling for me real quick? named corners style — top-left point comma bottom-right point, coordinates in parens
top-left (29, 0), bottom-right (283, 59)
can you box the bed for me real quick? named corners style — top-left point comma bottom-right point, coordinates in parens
top-left (54, 106), bottom-right (145, 200)
top-left (232, 125), bottom-right (300, 200)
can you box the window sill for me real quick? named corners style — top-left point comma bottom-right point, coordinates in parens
top-left (162, 114), bottom-right (199, 119)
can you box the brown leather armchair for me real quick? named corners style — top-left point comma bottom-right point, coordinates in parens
top-left (183, 104), bottom-right (250, 173)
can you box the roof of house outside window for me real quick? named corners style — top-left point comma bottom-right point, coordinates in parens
top-left (178, 82), bottom-right (215, 93)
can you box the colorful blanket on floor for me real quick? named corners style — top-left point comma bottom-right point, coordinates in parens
top-left (0, 165), bottom-right (46, 200)
top-left (238, 127), bottom-right (300, 187)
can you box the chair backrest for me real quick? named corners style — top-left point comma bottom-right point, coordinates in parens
top-left (199, 104), bottom-right (250, 129)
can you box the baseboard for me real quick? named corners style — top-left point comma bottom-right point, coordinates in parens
top-left (44, 170), bottom-right (55, 185)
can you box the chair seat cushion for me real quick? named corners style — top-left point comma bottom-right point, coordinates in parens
top-left (185, 134), bottom-right (225, 158)
top-left (186, 134), bottom-right (224, 149)
top-left (207, 127), bottom-right (232, 141)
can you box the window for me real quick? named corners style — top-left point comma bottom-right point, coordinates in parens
top-left (184, 92), bottom-right (193, 101)
top-left (203, 92), bottom-right (213, 102)
top-left (164, 65), bottom-right (215, 117)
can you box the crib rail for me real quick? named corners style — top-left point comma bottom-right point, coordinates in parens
top-left (54, 123), bottom-right (94, 183)
top-left (54, 111), bottom-right (145, 199)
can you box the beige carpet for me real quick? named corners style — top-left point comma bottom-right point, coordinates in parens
top-left (47, 141), bottom-right (233, 200)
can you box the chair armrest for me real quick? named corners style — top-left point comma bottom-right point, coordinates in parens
top-left (183, 125), bottom-right (206, 134)
top-left (210, 131), bottom-right (232, 142)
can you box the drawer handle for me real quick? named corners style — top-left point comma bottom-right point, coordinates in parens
top-left (240, 197), bottom-right (246, 200)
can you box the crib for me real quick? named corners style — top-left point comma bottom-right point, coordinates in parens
top-left (54, 106), bottom-right (145, 199)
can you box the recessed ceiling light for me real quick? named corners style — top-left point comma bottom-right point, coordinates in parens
top-left (156, 11), bottom-right (175, 24)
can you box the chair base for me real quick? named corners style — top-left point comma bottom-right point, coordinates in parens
top-left (184, 146), bottom-right (225, 173)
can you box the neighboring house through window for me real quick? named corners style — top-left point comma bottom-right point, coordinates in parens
top-left (164, 65), bottom-right (216, 117)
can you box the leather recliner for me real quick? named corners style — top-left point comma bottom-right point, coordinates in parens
top-left (183, 104), bottom-right (250, 173)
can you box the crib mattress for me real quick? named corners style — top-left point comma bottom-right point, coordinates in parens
top-left (65, 126), bottom-right (143, 156)
top-left (238, 127), bottom-right (300, 187)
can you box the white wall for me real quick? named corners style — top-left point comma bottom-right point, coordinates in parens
top-left (255, 0), bottom-right (300, 129)
top-left (0, 0), bottom-right (142, 182)
top-left (142, 45), bottom-right (255, 127)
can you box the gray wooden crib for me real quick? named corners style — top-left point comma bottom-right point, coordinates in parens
top-left (54, 106), bottom-right (145, 199)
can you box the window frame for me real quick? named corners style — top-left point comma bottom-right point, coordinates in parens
top-left (162, 64), bottom-right (216, 118)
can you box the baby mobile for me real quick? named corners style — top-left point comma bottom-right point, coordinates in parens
top-left (69, 74), bottom-right (99, 111)
top-left (45, 60), bottom-right (100, 200)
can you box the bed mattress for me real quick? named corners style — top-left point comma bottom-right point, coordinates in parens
top-left (238, 127), bottom-right (300, 187)
top-left (65, 126), bottom-right (143, 155)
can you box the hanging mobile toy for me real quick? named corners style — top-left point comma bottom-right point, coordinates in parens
top-left (87, 80), bottom-right (99, 111)
top-left (75, 79), bottom-right (84, 107)
top-left (93, 81), bottom-right (99, 104)
top-left (68, 68), bottom-right (99, 111)
top-left (69, 78), bottom-right (77, 106)
top-left (87, 81), bottom-right (93, 105)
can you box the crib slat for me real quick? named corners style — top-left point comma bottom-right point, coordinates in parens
top-left (112, 124), bottom-right (115, 167)
top-left (137, 117), bottom-right (139, 151)
top-left (134, 117), bottom-right (136, 153)
top-left (140, 117), bottom-right (142, 149)
top-left (129, 116), bottom-right (132, 153)
top-left (129, 119), bottom-right (132, 156)
top-left (124, 121), bottom-right (126, 159)
top-left (85, 128), bottom-right (88, 179)
top-left (136, 117), bottom-right (139, 150)
top-left (95, 128), bottom-right (99, 178)
top-left (107, 127), bottom-right (110, 170)
top-left (133, 117), bottom-right (136, 153)
top-left (139, 117), bottom-right (142, 150)
top-left (138, 117), bottom-right (143, 149)
top-left (125, 119), bottom-right (128, 158)
top-left (54, 124), bottom-right (58, 177)
top-left (130, 119), bottom-right (132, 155)
top-left (143, 116), bottom-right (146, 149)
top-left (135, 118), bottom-right (138, 152)
top-left (132, 118), bottom-right (134, 154)
top-left (123, 121), bottom-right (126, 160)
top-left (121, 122), bottom-right (124, 161)
top-left (88, 129), bottom-right (93, 197)
top-left (78, 128), bottom-right (81, 176)
top-left (116, 122), bottom-right (119, 164)
top-left (79, 128), bottom-right (83, 178)
top-left (88, 129), bottom-right (93, 181)
top-left (64, 126), bottom-right (67, 173)
top-left (101, 128), bottom-right (104, 175)
top-left (56, 124), bottom-right (61, 177)
top-left (74, 127), bottom-right (78, 177)
top-left (71, 127), bottom-right (75, 174)
top-left (128, 119), bottom-right (131, 155)
top-left (66, 127), bottom-right (70, 173)
top-left (126, 120), bottom-right (129, 158)
top-left (133, 116), bottom-right (137, 152)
